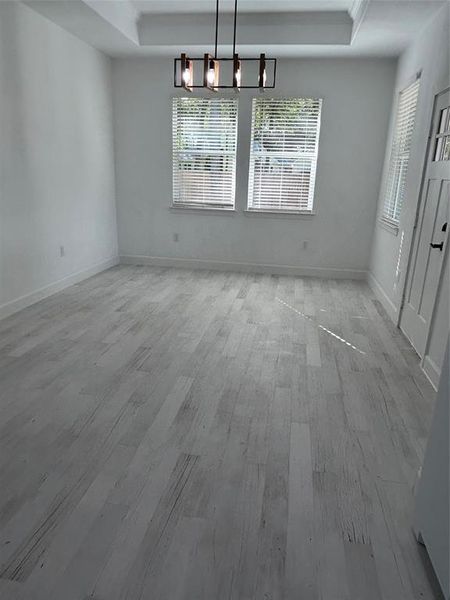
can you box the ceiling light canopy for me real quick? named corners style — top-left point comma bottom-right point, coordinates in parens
top-left (174, 0), bottom-right (277, 90)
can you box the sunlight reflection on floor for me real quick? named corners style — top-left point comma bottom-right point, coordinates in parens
top-left (276, 297), bottom-right (366, 355)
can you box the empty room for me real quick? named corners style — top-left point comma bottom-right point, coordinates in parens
top-left (0, 0), bottom-right (449, 598)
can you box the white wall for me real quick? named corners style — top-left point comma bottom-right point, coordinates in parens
top-left (112, 56), bottom-right (396, 278)
top-left (0, 1), bottom-right (118, 319)
top-left (368, 6), bottom-right (450, 321)
top-left (415, 338), bottom-right (449, 599)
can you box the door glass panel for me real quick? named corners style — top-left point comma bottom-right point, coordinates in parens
top-left (438, 108), bottom-right (448, 133)
top-left (443, 136), bottom-right (450, 161)
top-left (434, 105), bottom-right (450, 161)
top-left (434, 137), bottom-right (443, 161)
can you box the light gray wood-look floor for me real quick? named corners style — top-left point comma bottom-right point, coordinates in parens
top-left (0, 265), bottom-right (441, 600)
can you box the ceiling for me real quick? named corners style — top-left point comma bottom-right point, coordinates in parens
top-left (25, 0), bottom-right (446, 58)
top-left (131, 0), bottom-right (355, 13)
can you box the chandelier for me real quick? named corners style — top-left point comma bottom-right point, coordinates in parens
top-left (174, 0), bottom-right (276, 91)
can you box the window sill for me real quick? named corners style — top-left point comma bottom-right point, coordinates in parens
top-left (244, 209), bottom-right (315, 219)
top-left (170, 205), bottom-right (236, 215)
top-left (378, 217), bottom-right (399, 236)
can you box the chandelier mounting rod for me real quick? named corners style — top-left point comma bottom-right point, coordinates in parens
top-left (232, 0), bottom-right (238, 56)
top-left (214, 0), bottom-right (219, 59)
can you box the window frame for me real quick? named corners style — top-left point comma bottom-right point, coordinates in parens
top-left (246, 97), bottom-right (323, 215)
top-left (172, 96), bottom-right (239, 211)
top-left (380, 75), bottom-right (421, 232)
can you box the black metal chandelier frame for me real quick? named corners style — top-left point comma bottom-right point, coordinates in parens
top-left (173, 0), bottom-right (277, 90)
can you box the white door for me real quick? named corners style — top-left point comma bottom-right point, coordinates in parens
top-left (400, 89), bottom-right (450, 358)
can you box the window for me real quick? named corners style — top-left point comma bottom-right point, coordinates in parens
top-left (433, 104), bottom-right (450, 162)
top-left (381, 77), bottom-right (421, 225)
top-left (172, 97), bottom-right (238, 209)
top-left (247, 98), bottom-right (322, 213)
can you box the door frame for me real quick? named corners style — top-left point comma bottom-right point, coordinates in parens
top-left (398, 86), bottom-right (450, 385)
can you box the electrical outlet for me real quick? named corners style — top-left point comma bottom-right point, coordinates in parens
top-left (173, 233), bottom-right (179, 242)
top-left (59, 245), bottom-right (65, 257)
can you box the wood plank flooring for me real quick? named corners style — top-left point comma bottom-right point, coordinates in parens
top-left (0, 265), bottom-right (441, 599)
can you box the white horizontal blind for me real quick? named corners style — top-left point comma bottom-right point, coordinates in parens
top-left (172, 98), bottom-right (238, 208)
top-left (247, 98), bottom-right (322, 212)
top-left (382, 78), bottom-right (421, 223)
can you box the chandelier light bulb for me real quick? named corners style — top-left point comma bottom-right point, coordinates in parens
top-left (235, 66), bottom-right (241, 88)
top-left (204, 55), bottom-right (219, 90)
top-left (181, 54), bottom-right (193, 90)
top-left (233, 53), bottom-right (241, 89)
top-left (183, 68), bottom-right (191, 85)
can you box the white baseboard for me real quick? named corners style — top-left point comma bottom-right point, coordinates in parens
top-left (0, 256), bottom-right (119, 321)
top-left (367, 271), bottom-right (399, 323)
top-left (422, 355), bottom-right (440, 391)
top-left (120, 254), bottom-right (368, 280)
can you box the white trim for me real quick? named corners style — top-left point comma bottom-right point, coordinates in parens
top-left (421, 355), bottom-right (441, 391)
top-left (169, 206), bottom-right (236, 215)
top-left (0, 256), bottom-right (119, 321)
top-left (243, 209), bottom-right (315, 219)
top-left (350, 0), bottom-right (370, 43)
top-left (120, 255), bottom-right (367, 280)
top-left (367, 271), bottom-right (398, 322)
